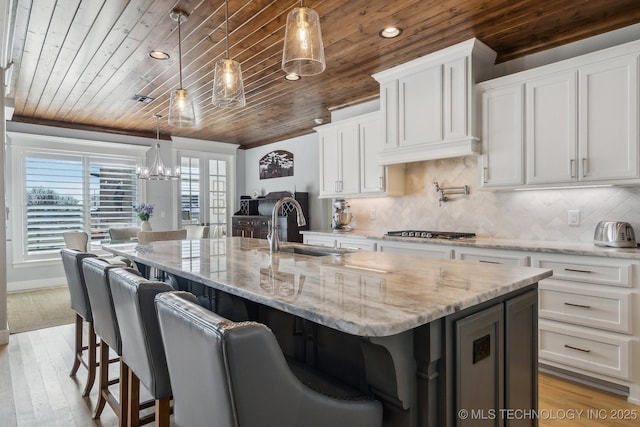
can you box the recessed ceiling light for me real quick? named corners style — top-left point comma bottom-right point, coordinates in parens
top-left (148, 50), bottom-right (170, 60)
top-left (284, 72), bottom-right (301, 81)
top-left (379, 27), bottom-right (402, 39)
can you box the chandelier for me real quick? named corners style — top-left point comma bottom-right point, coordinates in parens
top-left (136, 115), bottom-right (180, 180)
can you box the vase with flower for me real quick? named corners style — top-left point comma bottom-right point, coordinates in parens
top-left (134, 203), bottom-right (154, 231)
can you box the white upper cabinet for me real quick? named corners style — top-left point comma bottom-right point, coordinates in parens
top-left (481, 84), bottom-right (525, 187)
top-left (373, 38), bottom-right (496, 165)
top-left (318, 121), bottom-right (360, 198)
top-left (480, 39), bottom-right (640, 189)
top-left (579, 55), bottom-right (638, 181)
top-left (316, 112), bottom-right (404, 199)
top-left (526, 71), bottom-right (578, 184)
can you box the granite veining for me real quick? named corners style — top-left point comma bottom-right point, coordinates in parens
top-left (103, 237), bottom-right (551, 337)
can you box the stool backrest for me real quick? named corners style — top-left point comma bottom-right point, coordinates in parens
top-left (108, 227), bottom-right (139, 242)
top-left (63, 231), bottom-right (89, 252)
top-left (82, 258), bottom-right (139, 354)
top-left (60, 248), bottom-right (97, 321)
top-left (137, 229), bottom-right (187, 243)
top-left (185, 225), bottom-right (210, 239)
top-left (108, 268), bottom-right (175, 398)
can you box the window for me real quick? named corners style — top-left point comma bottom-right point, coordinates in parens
top-left (179, 155), bottom-right (230, 235)
top-left (13, 140), bottom-right (143, 262)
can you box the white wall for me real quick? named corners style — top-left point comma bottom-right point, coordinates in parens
top-left (240, 133), bottom-right (330, 230)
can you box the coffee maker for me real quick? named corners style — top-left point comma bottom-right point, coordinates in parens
top-left (332, 199), bottom-right (353, 231)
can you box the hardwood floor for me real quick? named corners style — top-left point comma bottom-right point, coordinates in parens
top-left (0, 324), bottom-right (637, 427)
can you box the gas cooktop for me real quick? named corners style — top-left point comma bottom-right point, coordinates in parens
top-left (386, 230), bottom-right (477, 240)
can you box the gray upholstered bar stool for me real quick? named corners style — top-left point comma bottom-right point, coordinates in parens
top-left (108, 268), bottom-right (176, 427)
top-left (82, 258), bottom-right (141, 424)
top-left (155, 292), bottom-right (383, 427)
top-left (60, 248), bottom-right (99, 397)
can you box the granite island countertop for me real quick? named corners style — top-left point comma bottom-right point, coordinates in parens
top-left (302, 230), bottom-right (640, 260)
top-left (103, 237), bottom-right (552, 337)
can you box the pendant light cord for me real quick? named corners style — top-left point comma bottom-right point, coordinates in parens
top-left (178, 13), bottom-right (184, 88)
top-left (225, 0), bottom-right (230, 59)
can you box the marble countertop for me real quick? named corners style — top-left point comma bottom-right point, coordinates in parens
top-left (103, 237), bottom-right (551, 337)
top-left (302, 230), bottom-right (640, 260)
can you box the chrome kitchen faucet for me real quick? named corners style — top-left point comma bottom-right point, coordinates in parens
top-left (267, 197), bottom-right (307, 252)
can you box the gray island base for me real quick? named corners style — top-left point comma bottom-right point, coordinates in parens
top-left (103, 237), bottom-right (552, 427)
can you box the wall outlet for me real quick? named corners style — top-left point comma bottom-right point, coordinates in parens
top-left (568, 210), bottom-right (580, 226)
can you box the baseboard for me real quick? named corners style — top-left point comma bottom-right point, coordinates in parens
top-left (8, 277), bottom-right (67, 293)
top-left (0, 328), bottom-right (9, 345)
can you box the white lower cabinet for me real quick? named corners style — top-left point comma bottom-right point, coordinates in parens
top-left (454, 246), bottom-right (529, 266)
top-left (532, 254), bottom-right (639, 402)
top-left (377, 240), bottom-right (453, 259)
top-left (303, 234), bottom-right (336, 247)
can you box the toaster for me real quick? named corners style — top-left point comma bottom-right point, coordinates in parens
top-left (593, 221), bottom-right (637, 248)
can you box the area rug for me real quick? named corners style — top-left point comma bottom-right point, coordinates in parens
top-left (7, 286), bottom-right (75, 334)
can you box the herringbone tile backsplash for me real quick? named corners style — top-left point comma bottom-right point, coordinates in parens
top-left (347, 156), bottom-right (640, 243)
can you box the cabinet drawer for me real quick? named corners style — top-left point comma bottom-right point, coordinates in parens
top-left (539, 320), bottom-right (631, 380)
top-left (455, 249), bottom-right (529, 266)
top-left (531, 256), bottom-right (634, 287)
top-left (336, 238), bottom-right (377, 251)
top-left (378, 241), bottom-right (453, 259)
top-left (539, 282), bottom-right (631, 333)
top-left (303, 235), bottom-right (336, 248)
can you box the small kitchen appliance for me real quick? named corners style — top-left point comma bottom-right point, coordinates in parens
top-left (593, 221), bottom-right (637, 248)
top-left (332, 199), bottom-right (353, 231)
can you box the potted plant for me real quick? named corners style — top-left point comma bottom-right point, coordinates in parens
top-left (134, 203), bottom-right (154, 231)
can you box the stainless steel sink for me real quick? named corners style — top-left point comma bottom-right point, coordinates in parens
top-left (263, 244), bottom-right (353, 257)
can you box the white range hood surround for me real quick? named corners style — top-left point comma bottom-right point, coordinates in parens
top-left (373, 38), bottom-right (496, 166)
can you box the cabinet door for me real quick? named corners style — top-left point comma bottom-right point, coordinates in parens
top-left (481, 85), bottom-right (524, 187)
top-left (338, 124), bottom-right (361, 195)
top-left (455, 303), bottom-right (504, 427)
top-left (399, 65), bottom-right (443, 147)
top-left (380, 80), bottom-right (399, 150)
top-left (505, 290), bottom-right (538, 427)
top-left (360, 115), bottom-right (385, 194)
top-left (444, 56), bottom-right (469, 140)
top-left (318, 130), bottom-right (340, 197)
top-left (526, 72), bottom-right (578, 184)
top-left (579, 55), bottom-right (638, 181)
top-left (377, 241), bottom-right (453, 259)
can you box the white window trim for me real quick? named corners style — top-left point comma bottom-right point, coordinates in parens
top-left (8, 132), bottom-right (148, 265)
top-left (177, 148), bottom-right (237, 234)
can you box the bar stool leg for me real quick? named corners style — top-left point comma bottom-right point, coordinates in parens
top-left (128, 370), bottom-right (141, 427)
top-left (93, 339), bottom-right (110, 418)
top-left (70, 314), bottom-right (83, 376)
top-left (155, 398), bottom-right (171, 427)
top-left (120, 362), bottom-right (130, 427)
top-left (82, 322), bottom-right (98, 396)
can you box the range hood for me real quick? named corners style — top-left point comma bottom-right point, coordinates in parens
top-left (373, 38), bottom-right (496, 165)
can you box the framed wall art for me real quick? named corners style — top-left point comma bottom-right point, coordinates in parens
top-left (259, 150), bottom-right (294, 179)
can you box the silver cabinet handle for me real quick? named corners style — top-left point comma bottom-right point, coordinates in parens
top-left (564, 268), bottom-right (592, 274)
top-left (339, 181), bottom-right (344, 192)
top-left (564, 302), bottom-right (591, 309)
top-left (482, 167), bottom-right (488, 184)
top-left (479, 260), bottom-right (500, 264)
top-left (570, 159), bottom-right (576, 179)
top-left (564, 344), bottom-right (590, 353)
top-left (582, 158), bottom-right (587, 177)
top-left (379, 176), bottom-right (384, 190)
top-left (334, 181), bottom-right (338, 193)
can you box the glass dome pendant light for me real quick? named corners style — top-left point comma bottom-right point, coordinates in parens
top-left (212, 0), bottom-right (246, 108)
top-left (281, 0), bottom-right (325, 76)
top-left (136, 114), bottom-right (180, 180)
top-left (168, 8), bottom-right (196, 127)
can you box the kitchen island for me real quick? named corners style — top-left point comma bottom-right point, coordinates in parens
top-left (103, 237), bottom-right (552, 427)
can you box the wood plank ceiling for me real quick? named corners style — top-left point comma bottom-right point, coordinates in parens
top-left (7, 0), bottom-right (640, 148)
